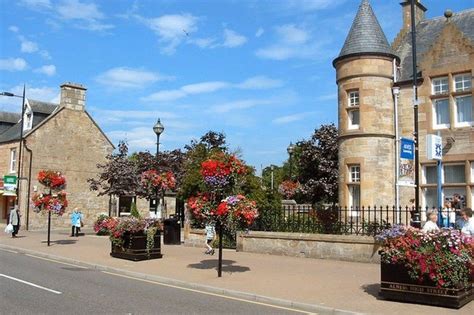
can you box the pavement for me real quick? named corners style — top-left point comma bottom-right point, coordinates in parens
top-left (0, 228), bottom-right (472, 315)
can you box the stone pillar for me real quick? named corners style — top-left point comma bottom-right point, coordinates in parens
top-left (401, 0), bottom-right (427, 32)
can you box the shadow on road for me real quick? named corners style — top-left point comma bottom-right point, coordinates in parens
top-left (187, 259), bottom-right (250, 273)
top-left (40, 239), bottom-right (78, 245)
top-left (362, 283), bottom-right (383, 300)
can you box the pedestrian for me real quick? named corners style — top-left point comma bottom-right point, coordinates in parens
top-left (460, 208), bottom-right (474, 236)
top-left (441, 201), bottom-right (453, 228)
top-left (8, 206), bottom-right (21, 238)
top-left (204, 221), bottom-right (215, 255)
top-left (451, 194), bottom-right (463, 226)
top-left (70, 207), bottom-right (83, 237)
top-left (422, 211), bottom-right (439, 233)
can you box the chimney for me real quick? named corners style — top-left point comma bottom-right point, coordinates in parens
top-left (401, 0), bottom-right (427, 31)
top-left (60, 82), bottom-right (86, 111)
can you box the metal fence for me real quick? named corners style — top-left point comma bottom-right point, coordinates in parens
top-left (251, 205), bottom-right (458, 236)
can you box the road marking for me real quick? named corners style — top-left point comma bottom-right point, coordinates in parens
top-left (0, 248), bottom-right (18, 254)
top-left (0, 273), bottom-right (62, 295)
top-left (102, 271), bottom-right (315, 314)
top-left (25, 254), bottom-right (88, 269)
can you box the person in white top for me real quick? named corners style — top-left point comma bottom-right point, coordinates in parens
top-left (422, 211), bottom-right (440, 233)
top-left (460, 208), bottom-right (474, 236)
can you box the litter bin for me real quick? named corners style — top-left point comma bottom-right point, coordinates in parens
top-left (163, 217), bottom-right (181, 245)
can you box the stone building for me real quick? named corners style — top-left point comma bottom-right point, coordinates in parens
top-left (0, 83), bottom-right (114, 229)
top-left (334, 0), bottom-right (473, 209)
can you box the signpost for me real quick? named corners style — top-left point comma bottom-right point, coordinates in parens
top-left (398, 138), bottom-right (415, 187)
top-left (3, 175), bottom-right (17, 196)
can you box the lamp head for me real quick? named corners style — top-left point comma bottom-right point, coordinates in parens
top-left (153, 118), bottom-right (164, 136)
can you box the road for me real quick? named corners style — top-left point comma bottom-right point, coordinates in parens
top-left (0, 248), bottom-right (312, 314)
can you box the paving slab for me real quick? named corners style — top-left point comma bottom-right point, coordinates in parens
top-left (0, 229), bottom-right (472, 315)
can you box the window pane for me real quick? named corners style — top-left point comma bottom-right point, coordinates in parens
top-left (350, 165), bottom-right (360, 182)
top-left (432, 77), bottom-right (448, 95)
top-left (444, 165), bottom-right (465, 183)
top-left (348, 91), bottom-right (359, 107)
top-left (435, 99), bottom-right (449, 125)
top-left (423, 188), bottom-right (437, 209)
top-left (425, 166), bottom-right (437, 184)
top-left (444, 188), bottom-right (466, 208)
top-left (349, 185), bottom-right (360, 209)
top-left (456, 95), bottom-right (472, 123)
top-left (350, 110), bottom-right (359, 125)
top-left (454, 74), bottom-right (472, 92)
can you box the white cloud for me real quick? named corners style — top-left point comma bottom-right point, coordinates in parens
top-left (142, 76), bottom-right (283, 102)
top-left (236, 76), bottom-right (283, 89)
top-left (181, 81), bottom-right (229, 94)
top-left (56, 0), bottom-right (113, 31)
top-left (143, 13), bottom-right (198, 54)
top-left (276, 24), bottom-right (309, 45)
top-left (210, 99), bottom-right (273, 113)
top-left (95, 67), bottom-right (171, 88)
top-left (39, 50), bottom-right (52, 59)
top-left (222, 29), bottom-right (247, 48)
top-left (256, 24), bottom-right (331, 61)
top-left (272, 113), bottom-right (308, 124)
top-left (255, 27), bottom-right (264, 37)
top-left (9, 26), bottom-right (19, 33)
top-left (19, 0), bottom-right (51, 9)
top-left (19, 36), bottom-right (39, 53)
top-left (34, 64), bottom-right (56, 76)
top-left (0, 58), bottom-right (28, 71)
top-left (190, 37), bottom-right (216, 48)
top-left (141, 90), bottom-right (187, 102)
top-left (284, 0), bottom-right (346, 12)
top-left (90, 109), bottom-right (178, 123)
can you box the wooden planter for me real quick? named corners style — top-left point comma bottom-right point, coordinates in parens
top-left (380, 262), bottom-right (473, 308)
top-left (110, 231), bottom-right (163, 261)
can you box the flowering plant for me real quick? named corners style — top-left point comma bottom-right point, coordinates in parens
top-left (200, 153), bottom-right (246, 188)
top-left (101, 217), bottom-right (162, 248)
top-left (187, 194), bottom-right (216, 222)
top-left (93, 214), bottom-right (111, 235)
top-left (278, 180), bottom-right (300, 199)
top-left (217, 195), bottom-right (258, 226)
top-left (141, 170), bottom-right (176, 192)
top-left (377, 226), bottom-right (473, 288)
top-left (32, 191), bottom-right (68, 216)
top-left (37, 170), bottom-right (66, 190)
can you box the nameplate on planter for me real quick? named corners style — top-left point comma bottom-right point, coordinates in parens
top-left (381, 282), bottom-right (458, 297)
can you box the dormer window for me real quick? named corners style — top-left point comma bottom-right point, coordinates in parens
top-left (23, 98), bottom-right (33, 131)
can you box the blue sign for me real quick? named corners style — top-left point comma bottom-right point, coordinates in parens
top-left (400, 138), bottom-right (414, 160)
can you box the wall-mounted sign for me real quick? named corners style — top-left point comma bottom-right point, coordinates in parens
top-left (400, 138), bottom-right (414, 160)
top-left (3, 175), bottom-right (17, 196)
top-left (426, 134), bottom-right (442, 160)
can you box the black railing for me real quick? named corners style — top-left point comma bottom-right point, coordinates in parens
top-left (252, 205), bottom-right (461, 236)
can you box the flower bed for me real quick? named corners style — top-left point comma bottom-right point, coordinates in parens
top-left (377, 225), bottom-right (473, 308)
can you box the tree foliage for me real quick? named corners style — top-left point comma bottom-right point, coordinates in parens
top-left (296, 124), bottom-right (338, 205)
top-left (88, 141), bottom-right (139, 197)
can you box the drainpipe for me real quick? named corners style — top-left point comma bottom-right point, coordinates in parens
top-left (24, 140), bottom-right (33, 230)
top-left (393, 58), bottom-right (401, 223)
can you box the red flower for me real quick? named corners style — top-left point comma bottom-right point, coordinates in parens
top-left (217, 202), bottom-right (229, 216)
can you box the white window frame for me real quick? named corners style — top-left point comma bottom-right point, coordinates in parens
top-left (348, 164), bottom-right (361, 211)
top-left (348, 109), bottom-right (360, 130)
top-left (422, 165), bottom-right (437, 184)
top-left (443, 164), bottom-right (466, 184)
top-left (471, 162), bottom-right (474, 183)
top-left (10, 149), bottom-right (17, 173)
top-left (349, 165), bottom-right (360, 183)
top-left (454, 73), bottom-right (472, 92)
top-left (432, 76), bottom-right (449, 95)
top-left (454, 95), bottom-right (473, 127)
top-left (348, 91), bottom-right (359, 107)
top-left (432, 98), bottom-right (450, 129)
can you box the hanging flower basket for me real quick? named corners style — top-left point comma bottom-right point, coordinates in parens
top-left (37, 170), bottom-right (67, 190)
top-left (32, 191), bottom-right (68, 216)
top-left (141, 170), bottom-right (176, 192)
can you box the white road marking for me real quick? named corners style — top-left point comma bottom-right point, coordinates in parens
top-left (0, 248), bottom-right (18, 254)
top-left (25, 254), bottom-right (88, 269)
top-left (0, 273), bottom-right (62, 295)
top-left (102, 271), bottom-right (315, 314)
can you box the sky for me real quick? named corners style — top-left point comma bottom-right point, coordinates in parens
top-left (1, 0), bottom-right (473, 172)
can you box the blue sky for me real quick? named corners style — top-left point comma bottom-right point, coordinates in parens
top-left (1, 0), bottom-right (473, 172)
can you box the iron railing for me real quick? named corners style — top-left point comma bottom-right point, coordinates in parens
top-left (252, 205), bottom-right (461, 236)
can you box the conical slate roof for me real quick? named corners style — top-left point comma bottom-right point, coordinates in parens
top-left (333, 0), bottom-right (397, 66)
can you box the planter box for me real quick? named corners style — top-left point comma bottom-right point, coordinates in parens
top-left (380, 262), bottom-right (473, 308)
top-left (110, 231), bottom-right (163, 261)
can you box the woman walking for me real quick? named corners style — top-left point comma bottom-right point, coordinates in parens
top-left (204, 222), bottom-right (215, 255)
top-left (70, 208), bottom-right (83, 237)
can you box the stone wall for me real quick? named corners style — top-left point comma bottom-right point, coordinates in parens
top-left (183, 228), bottom-right (206, 248)
top-left (236, 231), bottom-right (380, 263)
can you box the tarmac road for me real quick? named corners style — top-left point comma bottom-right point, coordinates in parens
top-left (0, 249), bottom-right (313, 315)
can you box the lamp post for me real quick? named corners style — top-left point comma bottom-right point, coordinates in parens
top-left (1, 86), bottom-right (26, 210)
top-left (287, 142), bottom-right (295, 180)
top-left (153, 118), bottom-right (164, 217)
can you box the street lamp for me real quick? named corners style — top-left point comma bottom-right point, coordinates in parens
top-left (153, 118), bottom-right (164, 217)
top-left (287, 142), bottom-right (295, 180)
top-left (1, 86), bottom-right (26, 210)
